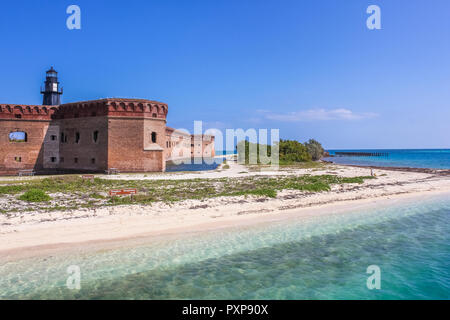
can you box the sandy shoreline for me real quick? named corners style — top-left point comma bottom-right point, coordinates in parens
top-left (1, 162), bottom-right (450, 262)
top-left (321, 160), bottom-right (450, 175)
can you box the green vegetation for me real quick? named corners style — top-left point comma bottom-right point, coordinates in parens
top-left (304, 139), bottom-right (325, 161)
top-left (0, 174), bottom-right (375, 212)
top-left (222, 164), bottom-right (230, 169)
top-left (230, 188), bottom-right (277, 198)
top-left (279, 139), bottom-right (311, 163)
top-left (0, 184), bottom-right (26, 194)
top-left (18, 189), bottom-right (51, 202)
top-left (89, 192), bottom-right (105, 199)
top-left (237, 139), bottom-right (326, 165)
top-left (237, 140), bottom-right (272, 165)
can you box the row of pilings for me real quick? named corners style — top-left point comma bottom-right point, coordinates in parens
top-left (334, 152), bottom-right (389, 157)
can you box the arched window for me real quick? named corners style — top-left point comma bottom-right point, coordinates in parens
top-left (9, 131), bottom-right (27, 142)
top-left (151, 132), bottom-right (157, 143)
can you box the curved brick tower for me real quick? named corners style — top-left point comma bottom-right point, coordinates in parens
top-left (41, 67), bottom-right (63, 105)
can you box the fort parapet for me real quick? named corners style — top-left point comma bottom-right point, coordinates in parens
top-left (0, 104), bottom-right (57, 121)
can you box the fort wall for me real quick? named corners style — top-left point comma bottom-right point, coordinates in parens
top-left (192, 135), bottom-right (216, 158)
top-left (165, 127), bottom-right (192, 161)
top-left (0, 104), bottom-right (54, 175)
top-left (56, 116), bottom-right (108, 172)
top-left (0, 99), bottom-right (215, 175)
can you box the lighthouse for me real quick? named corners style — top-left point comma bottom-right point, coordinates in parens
top-left (41, 67), bottom-right (63, 105)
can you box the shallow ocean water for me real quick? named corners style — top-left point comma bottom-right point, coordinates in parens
top-left (0, 194), bottom-right (449, 299)
top-left (165, 157), bottom-right (223, 172)
top-left (324, 149), bottom-right (450, 169)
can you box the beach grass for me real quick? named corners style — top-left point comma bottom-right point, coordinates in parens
top-left (17, 189), bottom-right (52, 202)
top-left (0, 174), bottom-right (375, 213)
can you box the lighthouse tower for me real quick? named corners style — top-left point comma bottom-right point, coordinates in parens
top-left (41, 67), bottom-right (63, 105)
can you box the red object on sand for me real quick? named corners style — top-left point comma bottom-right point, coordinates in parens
top-left (109, 188), bottom-right (137, 196)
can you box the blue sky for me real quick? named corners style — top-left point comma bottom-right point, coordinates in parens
top-left (0, 0), bottom-right (449, 149)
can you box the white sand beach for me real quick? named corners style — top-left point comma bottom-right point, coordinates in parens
top-left (1, 158), bottom-right (450, 262)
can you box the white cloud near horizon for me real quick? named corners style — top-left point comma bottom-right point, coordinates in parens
top-left (261, 108), bottom-right (378, 122)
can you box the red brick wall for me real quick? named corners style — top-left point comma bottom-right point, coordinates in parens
top-left (0, 119), bottom-right (50, 175)
top-left (107, 117), bottom-right (166, 172)
top-left (191, 135), bottom-right (216, 158)
top-left (0, 98), bottom-right (215, 175)
top-left (205, 138), bottom-right (216, 157)
top-left (57, 117), bottom-right (108, 172)
top-left (165, 127), bottom-right (192, 161)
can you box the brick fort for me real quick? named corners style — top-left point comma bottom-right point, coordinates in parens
top-left (0, 68), bottom-right (215, 175)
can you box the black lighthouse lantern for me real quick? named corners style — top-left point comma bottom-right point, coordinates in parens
top-left (41, 67), bottom-right (63, 105)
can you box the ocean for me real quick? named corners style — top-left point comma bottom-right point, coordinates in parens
top-left (1, 193), bottom-right (449, 299)
top-left (165, 157), bottom-right (224, 172)
top-left (324, 149), bottom-right (450, 169)
top-left (216, 150), bottom-right (238, 156)
top-left (166, 149), bottom-right (450, 171)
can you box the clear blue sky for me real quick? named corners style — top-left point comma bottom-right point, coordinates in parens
top-left (1, 0), bottom-right (449, 149)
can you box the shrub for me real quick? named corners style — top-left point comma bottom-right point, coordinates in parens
top-left (305, 139), bottom-right (325, 161)
top-left (279, 139), bottom-right (311, 163)
top-left (237, 140), bottom-right (272, 164)
top-left (237, 139), bottom-right (313, 164)
top-left (18, 189), bottom-right (51, 202)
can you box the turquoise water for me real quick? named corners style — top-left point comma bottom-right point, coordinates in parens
top-left (166, 157), bottom-right (224, 172)
top-left (216, 150), bottom-right (237, 156)
top-left (324, 149), bottom-right (450, 169)
top-left (1, 194), bottom-right (449, 299)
